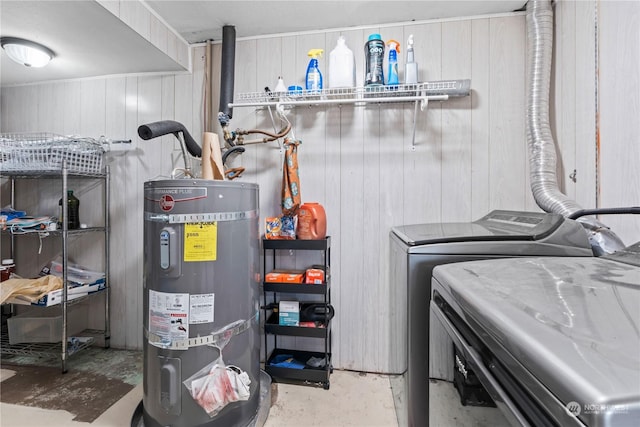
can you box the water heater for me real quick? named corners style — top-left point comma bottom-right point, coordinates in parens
top-left (142, 179), bottom-right (260, 427)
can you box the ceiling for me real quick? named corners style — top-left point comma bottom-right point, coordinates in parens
top-left (146, 0), bottom-right (527, 43)
top-left (0, 0), bottom-right (527, 86)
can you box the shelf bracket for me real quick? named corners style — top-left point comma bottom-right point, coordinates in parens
top-left (420, 96), bottom-right (430, 112)
top-left (411, 100), bottom-right (419, 151)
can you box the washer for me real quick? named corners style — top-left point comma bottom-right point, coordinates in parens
top-left (389, 210), bottom-right (594, 427)
top-left (430, 242), bottom-right (640, 426)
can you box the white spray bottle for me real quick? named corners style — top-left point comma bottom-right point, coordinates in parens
top-left (405, 34), bottom-right (418, 84)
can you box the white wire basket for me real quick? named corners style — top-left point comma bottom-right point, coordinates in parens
top-left (0, 133), bottom-right (105, 174)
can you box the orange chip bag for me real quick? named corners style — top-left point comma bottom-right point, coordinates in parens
top-left (265, 217), bottom-right (282, 240)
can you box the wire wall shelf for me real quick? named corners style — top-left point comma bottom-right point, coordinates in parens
top-left (231, 79), bottom-right (471, 149)
top-left (230, 80), bottom-right (471, 108)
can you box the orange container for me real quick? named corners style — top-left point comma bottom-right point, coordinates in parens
top-left (296, 202), bottom-right (327, 240)
top-left (304, 268), bottom-right (325, 284)
top-left (265, 270), bottom-right (305, 283)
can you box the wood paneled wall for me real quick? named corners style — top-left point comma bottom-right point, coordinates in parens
top-left (597, 0), bottom-right (640, 244)
top-left (552, 0), bottom-right (640, 245)
top-left (2, 5), bottom-right (638, 372)
top-left (219, 14), bottom-right (529, 372)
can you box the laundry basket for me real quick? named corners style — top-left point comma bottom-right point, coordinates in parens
top-left (0, 133), bottom-right (105, 174)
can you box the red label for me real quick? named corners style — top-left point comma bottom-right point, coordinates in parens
top-left (160, 194), bottom-right (175, 212)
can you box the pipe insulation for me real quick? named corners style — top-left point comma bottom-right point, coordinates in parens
top-left (526, 0), bottom-right (625, 255)
top-left (219, 25), bottom-right (236, 120)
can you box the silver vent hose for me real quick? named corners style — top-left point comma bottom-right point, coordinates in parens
top-left (526, 0), bottom-right (625, 255)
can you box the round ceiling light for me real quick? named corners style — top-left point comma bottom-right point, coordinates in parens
top-left (1, 37), bottom-right (55, 68)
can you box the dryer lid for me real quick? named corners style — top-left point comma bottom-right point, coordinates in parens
top-left (392, 210), bottom-right (566, 246)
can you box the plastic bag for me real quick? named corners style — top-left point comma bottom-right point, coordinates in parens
top-left (184, 355), bottom-right (251, 417)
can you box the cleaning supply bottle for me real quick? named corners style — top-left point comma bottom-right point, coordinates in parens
top-left (405, 34), bottom-right (418, 84)
top-left (329, 36), bottom-right (356, 88)
top-left (386, 39), bottom-right (400, 85)
top-left (305, 49), bottom-right (324, 91)
top-left (297, 202), bottom-right (327, 240)
top-left (365, 33), bottom-right (385, 86)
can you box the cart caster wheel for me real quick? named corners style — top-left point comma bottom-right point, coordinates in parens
top-left (330, 366), bottom-right (334, 374)
top-left (323, 382), bottom-right (330, 390)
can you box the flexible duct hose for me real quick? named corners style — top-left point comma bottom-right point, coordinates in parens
top-left (526, 0), bottom-right (582, 216)
top-left (526, 0), bottom-right (625, 255)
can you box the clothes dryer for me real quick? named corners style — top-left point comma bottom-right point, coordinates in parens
top-left (431, 242), bottom-right (640, 427)
top-left (389, 210), bottom-right (593, 427)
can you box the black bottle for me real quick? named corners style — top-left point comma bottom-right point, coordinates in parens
top-left (59, 190), bottom-right (80, 230)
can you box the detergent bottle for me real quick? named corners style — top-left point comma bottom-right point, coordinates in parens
top-left (329, 36), bottom-right (356, 88)
top-left (297, 202), bottom-right (327, 240)
top-left (305, 49), bottom-right (324, 91)
top-left (386, 39), bottom-right (400, 85)
top-left (364, 33), bottom-right (385, 86)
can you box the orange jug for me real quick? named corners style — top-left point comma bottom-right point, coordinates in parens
top-left (297, 202), bottom-right (327, 240)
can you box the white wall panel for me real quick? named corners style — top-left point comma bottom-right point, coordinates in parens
top-left (470, 19), bottom-right (491, 219)
top-left (552, 0), bottom-right (577, 201)
top-left (598, 0), bottom-right (640, 245)
top-left (552, 0), bottom-right (639, 244)
top-left (402, 22), bottom-right (443, 226)
top-left (104, 77), bottom-right (128, 347)
top-left (442, 20), bottom-right (473, 222)
top-left (574, 0), bottom-right (597, 210)
top-left (489, 16), bottom-right (527, 212)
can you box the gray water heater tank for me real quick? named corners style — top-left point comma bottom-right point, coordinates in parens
top-left (142, 179), bottom-right (260, 427)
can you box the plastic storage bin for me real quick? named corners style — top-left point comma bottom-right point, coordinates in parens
top-left (7, 304), bottom-right (88, 344)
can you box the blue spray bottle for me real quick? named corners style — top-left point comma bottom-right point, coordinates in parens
top-left (305, 49), bottom-right (324, 91)
top-left (386, 40), bottom-right (400, 85)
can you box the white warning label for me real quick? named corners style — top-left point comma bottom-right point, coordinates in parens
top-left (189, 293), bottom-right (215, 324)
top-left (149, 290), bottom-right (189, 348)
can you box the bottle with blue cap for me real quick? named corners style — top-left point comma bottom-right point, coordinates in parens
top-left (365, 33), bottom-right (385, 86)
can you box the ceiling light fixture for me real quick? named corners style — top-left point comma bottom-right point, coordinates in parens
top-left (0, 37), bottom-right (55, 68)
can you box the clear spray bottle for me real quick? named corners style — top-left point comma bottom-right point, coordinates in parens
top-left (405, 35), bottom-right (418, 84)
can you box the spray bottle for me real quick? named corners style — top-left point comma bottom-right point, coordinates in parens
top-left (305, 49), bottom-right (324, 91)
top-left (386, 40), bottom-right (400, 85)
top-left (405, 34), bottom-right (418, 84)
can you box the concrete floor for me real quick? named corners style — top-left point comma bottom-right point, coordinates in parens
top-left (0, 350), bottom-right (508, 427)
top-left (1, 368), bottom-right (399, 427)
top-left (1, 365), bottom-right (512, 427)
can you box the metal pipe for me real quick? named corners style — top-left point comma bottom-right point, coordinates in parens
top-left (61, 160), bottom-right (68, 373)
top-left (219, 25), bottom-right (236, 120)
top-left (104, 165), bottom-right (111, 348)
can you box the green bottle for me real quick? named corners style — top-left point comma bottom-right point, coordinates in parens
top-left (59, 190), bottom-right (80, 230)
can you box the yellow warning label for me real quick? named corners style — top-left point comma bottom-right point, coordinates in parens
top-left (184, 222), bottom-right (217, 262)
